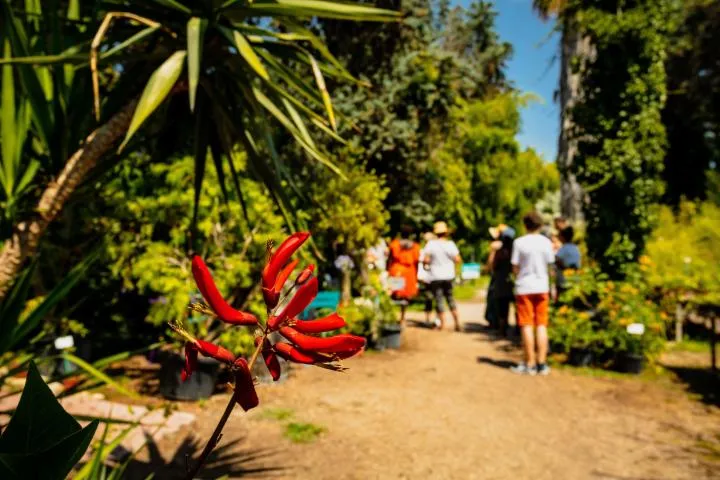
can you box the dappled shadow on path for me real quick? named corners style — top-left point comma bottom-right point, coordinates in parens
top-left (122, 432), bottom-right (287, 479)
top-left (476, 356), bottom-right (516, 369)
top-left (662, 365), bottom-right (720, 407)
top-left (590, 472), bottom-right (663, 480)
top-left (407, 319), bottom-right (435, 330)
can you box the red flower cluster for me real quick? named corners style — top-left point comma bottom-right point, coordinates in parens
top-left (177, 232), bottom-right (365, 412)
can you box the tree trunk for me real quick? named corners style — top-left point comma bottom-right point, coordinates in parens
top-left (0, 100), bottom-right (137, 301)
top-left (557, 23), bottom-right (591, 223)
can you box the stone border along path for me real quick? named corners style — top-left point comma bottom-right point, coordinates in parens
top-left (146, 299), bottom-right (720, 480)
top-left (0, 380), bottom-right (196, 464)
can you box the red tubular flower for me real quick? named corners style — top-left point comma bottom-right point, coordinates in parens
top-left (276, 276), bottom-right (318, 322)
top-left (262, 233), bottom-right (310, 308)
top-left (273, 341), bottom-right (334, 364)
top-left (291, 313), bottom-right (346, 334)
top-left (294, 264), bottom-right (315, 286)
top-left (196, 339), bottom-right (235, 364)
top-left (262, 258), bottom-right (299, 309)
top-left (181, 343), bottom-right (199, 382)
top-left (255, 337), bottom-right (281, 381)
top-left (279, 327), bottom-right (366, 354)
top-left (191, 256), bottom-right (258, 326)
top-left (232, 358), bottom-right (259, 411)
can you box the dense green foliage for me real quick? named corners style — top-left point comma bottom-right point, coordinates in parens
top-left (551, 266), bottom-right (668, 365)
top-left (319, 0), bottom-right (521, 235)
top-left (662, 0), bottom-right (720, 205)
top-left (644, 201), bottom-right (720, 307)
top-left (570, 0), bottom-right (671, 277)
top-left (437, 94), bottom-right (559, 248)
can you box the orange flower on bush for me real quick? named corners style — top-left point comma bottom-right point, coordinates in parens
top-left (170, 232), bottom-right (366, 478)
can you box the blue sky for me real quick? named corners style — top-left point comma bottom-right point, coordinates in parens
top-left (459, 0), bottom-right (560, 161)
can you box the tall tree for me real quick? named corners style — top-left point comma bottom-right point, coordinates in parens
top-left (662, 0), bottom-right (720, 205)
top-left (570, 0), bottom-right (671, 277)
top-left (532, 0), bottom-right (589, 223)
top-left (319, 0), bottom-right (512, 232)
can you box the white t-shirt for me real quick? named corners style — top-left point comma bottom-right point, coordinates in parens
top-left (418, 247), bottom-right (432, 283)
top-left (423, 239), bottom-right (459, 281)
top-left (511, 233), bottom-right (554, 295)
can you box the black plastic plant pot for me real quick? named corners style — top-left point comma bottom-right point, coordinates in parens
top-left (615, 352), bottom-right (644, 375)
top-left (365, 334), bottom-right (385, 352)
top-left (380, 324), bottom-right (403, 350)
top-left (568, 347), bottom-right (593, 367)
top-left (159, 352), bottom-right (220, 401)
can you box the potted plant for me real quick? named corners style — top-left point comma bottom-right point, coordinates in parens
top-left (158, 309), bottom-right (221, 400)
top-left (568, 318), bottom-right (596, 367)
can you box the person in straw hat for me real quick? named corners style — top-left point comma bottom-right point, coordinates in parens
top-left (422, 221), bottom-right (462, 331)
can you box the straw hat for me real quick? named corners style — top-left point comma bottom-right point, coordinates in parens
top-left (489, 223), bottom-right (508, 240)
top-left (433, 221), bottom-right (449, 235)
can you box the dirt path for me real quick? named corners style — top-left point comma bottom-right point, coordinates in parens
top-left (130, 301), bottom-right (720, 479)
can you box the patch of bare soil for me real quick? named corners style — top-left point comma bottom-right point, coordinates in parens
top-left (127, 303), bottom-right (720, 479)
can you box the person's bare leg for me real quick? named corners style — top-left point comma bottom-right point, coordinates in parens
top-left (451, 309), bottom-right (460, 332)
top-left (521, 325), bottom-right (536, 366)
top-left (400, 305), bottom-right (406, 328)
top-left (437, 311), bottom-right (446, 330)
top-left (536, 325), bottom-right (548, 364)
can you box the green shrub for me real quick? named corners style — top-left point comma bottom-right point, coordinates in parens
top-left (551, 266), bottom-right (667, 365)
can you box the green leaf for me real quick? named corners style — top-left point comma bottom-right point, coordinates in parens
top-left (308, 54), bottom-right (336, 131)
top-left (1, 38), bottom-right (16, 195)
top-left (251, 87), bottom-right (343, 176)
top-left (192, 100), bottom-right (209, 241)
top-left (101, 26), bottom-right (160, 62)
top-left (224, 0), bottom-right (404, 22)
top-left (9, 245), bottom-right (101, 350)
top-left (74, 421), bottom-right (139, 480)
top-left (61, 352), bottom-right (138, 399)
top-left (187, 18), bottom-right (207, 112)
top-left (0, 362), bottom-right (99, 480)
top-left (283, 19), bottom-right (353, 78)
top-left (0, 262), bottom-right (36, 347)
top-left (221, 28), bottom-right (269, 81)
top-left (119, 50), bottom-right (187, 151)
top-left (208, 127), bottom-right (230, 204)
top-left (150, 0), bottom-right (191, 14)
top-left (211, 119), bottom-right (249, 223)
top-left (0, 2), bottom-right (54, 149)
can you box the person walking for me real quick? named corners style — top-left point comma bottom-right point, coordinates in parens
top-left (510, 212), bottom-right (555, 376)
top-left (554, 226), bottom-right (581, 302)
top-left (418, 232), bottom-right (437, 327)
top-left (489, 226), bottom-right (516, 337)
top-left (423, 221), bottom-right (462, 332)
top-left (387, 226), bottom-right (421, 327)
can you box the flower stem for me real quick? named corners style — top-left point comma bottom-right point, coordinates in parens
top-left (185, 334), bottom-right (266, 480)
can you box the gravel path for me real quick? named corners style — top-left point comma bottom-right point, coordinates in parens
top-left (129, 301), bottom-right (720, 479)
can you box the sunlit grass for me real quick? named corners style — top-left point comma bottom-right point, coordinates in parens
top-left (284, 422), bottom-right (326, 443)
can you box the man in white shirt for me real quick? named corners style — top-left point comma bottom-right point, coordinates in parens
top-left (510, 211), bottom-right (555, 376)
top-left (423, 222), bottom-right (462, 331)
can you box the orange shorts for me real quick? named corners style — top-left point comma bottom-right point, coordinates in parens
top-left (515, 293), bottom-right (549, 327)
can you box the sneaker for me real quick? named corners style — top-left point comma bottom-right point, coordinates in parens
top-left (537, 364), bottom-right (551, 376)
top-left (510, 363), bottom-right (537, 376)
top-left (432, 318), bottom-right (442, 329)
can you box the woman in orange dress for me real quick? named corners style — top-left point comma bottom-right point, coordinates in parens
top-left (387, 227), bottom-right (421, 326)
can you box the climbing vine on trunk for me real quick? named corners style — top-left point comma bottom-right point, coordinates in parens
top-left (570, 0), bottom-right (673, 278)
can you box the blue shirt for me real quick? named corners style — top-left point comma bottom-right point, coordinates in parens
top-left (555, 243), bottom-right (581, 288)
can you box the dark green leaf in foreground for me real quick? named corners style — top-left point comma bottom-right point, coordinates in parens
top-left (0, 362), bottom-right (98, 480)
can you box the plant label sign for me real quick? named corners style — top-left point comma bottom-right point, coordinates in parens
top-left (54, 335), bottom-right (75, 350)
top-left (461, 263), bottom-right (481, 280)
top-left (626, 323), bottom-right (645, 335)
